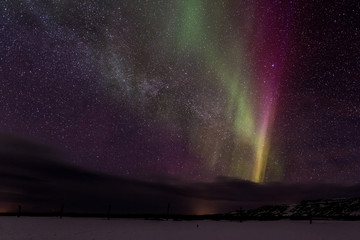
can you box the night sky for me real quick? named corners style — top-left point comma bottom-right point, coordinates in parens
top-left (1, 0), bottom-right (360, 194)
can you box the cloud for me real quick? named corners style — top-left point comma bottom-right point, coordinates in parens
top-left (1, 133), bottom-right (360, 214)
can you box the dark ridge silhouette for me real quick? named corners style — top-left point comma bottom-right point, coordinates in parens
top-left (2, 133), bottom-right (360, 218)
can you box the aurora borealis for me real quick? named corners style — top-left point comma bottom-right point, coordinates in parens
top-left (174, 0), bottom-right (291, 182)
top-left (1, 0), bottom-right (360, 184)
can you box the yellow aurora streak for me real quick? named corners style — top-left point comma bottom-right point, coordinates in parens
top-left (252, 107), bottom-right (275, 182)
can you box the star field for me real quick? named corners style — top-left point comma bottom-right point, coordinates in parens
top-left (1, 0), bottom-right (360, 183)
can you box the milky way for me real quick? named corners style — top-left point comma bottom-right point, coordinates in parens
top-left (1, 0), bottom-right (360, 183)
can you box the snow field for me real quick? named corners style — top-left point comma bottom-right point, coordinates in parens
top-left (0, 217), bottom-right (359, 240)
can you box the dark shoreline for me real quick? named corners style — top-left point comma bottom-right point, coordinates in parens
top-left (2, 212), bottom-right (360, 222)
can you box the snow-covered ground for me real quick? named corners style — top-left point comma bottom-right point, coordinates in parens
top-left (0, 217), bottom-right (359, 240)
